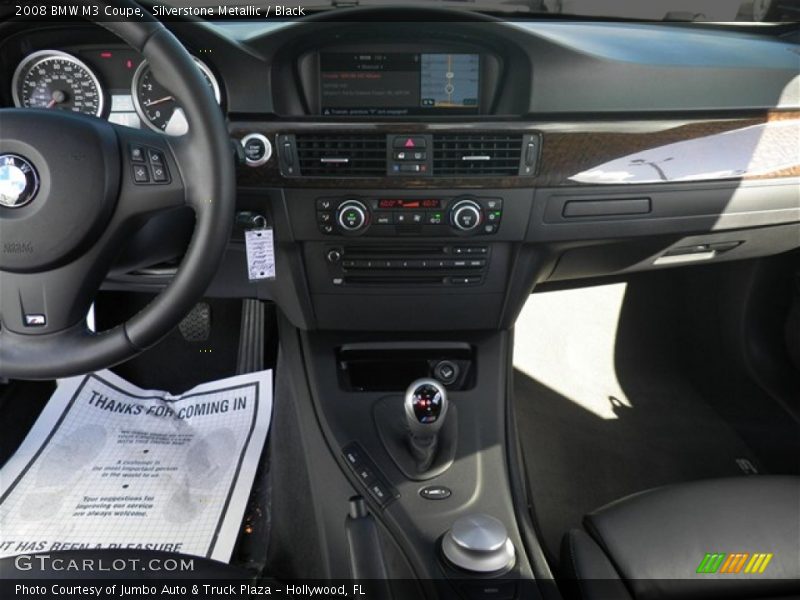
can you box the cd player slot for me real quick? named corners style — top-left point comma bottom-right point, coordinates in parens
top-left (344, 245), bottom-right (445, 256)
top-left (344, 275), bottom-right (445, 285)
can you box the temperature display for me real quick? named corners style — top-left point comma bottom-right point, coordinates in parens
top-left (378, 199), bottom-right (441, 209)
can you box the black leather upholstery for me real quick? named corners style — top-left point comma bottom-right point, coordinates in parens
top-left (0, 549), bottom-right (253, 580)
top-left (561, 477), bottom-right (800, 600)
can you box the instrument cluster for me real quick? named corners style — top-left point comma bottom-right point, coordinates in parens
top-left (10, 47), bottom-right (222, 136)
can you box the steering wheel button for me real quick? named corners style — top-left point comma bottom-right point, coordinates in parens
top-left (147, 149), bottom-right (164, 165)
top-left (130, 145), bottom-right (145, 162)
top-left (152, 165), bottom-right (168, 183)
top-left (132, 164), bottom-right (150, 183)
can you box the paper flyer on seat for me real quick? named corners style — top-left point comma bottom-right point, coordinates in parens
top-left (0, 369), bottom-right (272, 563)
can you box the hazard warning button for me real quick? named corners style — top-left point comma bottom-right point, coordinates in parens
top-left (392, 136), bottom-right (427, 149)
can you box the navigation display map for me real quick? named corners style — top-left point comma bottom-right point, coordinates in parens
top-left (420, 54), bottom-right (479, 109)
top-left (320, 53), bottom-right (480, 116)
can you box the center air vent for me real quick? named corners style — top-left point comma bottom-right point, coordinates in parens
top-left (295, 134), bottom-right (387, 176)
top-left (433, 134), bottom-right (524, 176)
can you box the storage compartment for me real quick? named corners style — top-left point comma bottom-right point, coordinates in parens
top-left (336, 342), bottom-right (475, 391)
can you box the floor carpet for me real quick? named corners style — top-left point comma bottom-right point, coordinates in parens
top-left (512, 275), bottom-right (794, 567)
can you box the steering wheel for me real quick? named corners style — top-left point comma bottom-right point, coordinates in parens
top-left (0, 1), bottom-right (235, 379)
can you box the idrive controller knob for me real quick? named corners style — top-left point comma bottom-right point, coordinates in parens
top-left (442, 514), bottom-right (516, 573)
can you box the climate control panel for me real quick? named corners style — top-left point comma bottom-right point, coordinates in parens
top-left (316, 195), bottom-right (503, 237)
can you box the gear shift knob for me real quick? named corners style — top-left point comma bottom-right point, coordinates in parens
top-left (404, 379), bottom-right (449, 473)
top-left (404, 378), bottom-right (449, 438)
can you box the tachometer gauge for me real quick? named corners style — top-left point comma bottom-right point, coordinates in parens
top-left (132, 57), bottom-right (221, 136)
top-left (12, 50), bottom-right (104, 117)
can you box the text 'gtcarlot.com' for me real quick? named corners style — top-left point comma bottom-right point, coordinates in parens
top-left (12, 554), bottom-right (194, 572)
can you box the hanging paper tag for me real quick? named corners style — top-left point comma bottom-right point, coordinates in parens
top-left (244, 228), bottom-right (275, 281)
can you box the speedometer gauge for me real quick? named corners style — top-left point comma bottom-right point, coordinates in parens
top-left (132, 57), bottom-right (221, 136)
top-left (12, 50), bottom-right (104, 117)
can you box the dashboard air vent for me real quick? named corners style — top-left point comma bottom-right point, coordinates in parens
top-left (295, 134), bottom-right (387, 176)
top-left (433, 134), bottom-right (523, 176)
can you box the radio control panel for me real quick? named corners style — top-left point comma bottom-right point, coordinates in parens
top-left (322, 243), bottom-right (492, 288)
top-left (315, 195), bottom-right (503, 236)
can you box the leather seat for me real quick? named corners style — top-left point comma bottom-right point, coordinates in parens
top-left (561, 477), bottom-right (800, 600)
top-left (0, 549), bottom-right (253, 580)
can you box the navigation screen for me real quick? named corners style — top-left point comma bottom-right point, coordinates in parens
top-left (319, 53), bottom-right (480, 116)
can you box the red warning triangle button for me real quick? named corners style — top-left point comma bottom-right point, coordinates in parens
top-left (393, 136), bottom-right (426, 149)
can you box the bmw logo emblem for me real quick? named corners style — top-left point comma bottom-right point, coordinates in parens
top-left (0, 154), bottom-right (39, 209)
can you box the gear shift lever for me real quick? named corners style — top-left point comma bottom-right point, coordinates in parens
top-left (404, 378), bottom-right (449, 472)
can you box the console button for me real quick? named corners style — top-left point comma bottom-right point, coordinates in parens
top-left (486, 210), bottom-right (502, 223)
top-left (393, 151), bottom-right (425, 161)
top-left (341, 444), bottom-right (398, 508)
top-left (317, 211), bottom-right (333, 224)
top-left (392, 136), bottom-right (427, 149)
top-left (484, 224), bottom-right (497, 234)
top-left (455, 246), bottom-right (489, 254)
top-left (426, 211), bottom-right (444, 225)
top-left (480, 198), bottom-right (503, 211)
top-left (420, 485), bottom-right (452, 500)
top-left (450, 276), bottom-right (481, 285)
top-left (355, 465), bottom-right (376, 485)
top-left (240, 133), bottom-right (272, 167)
top-left (316, 198), bottom-right (334, 210)
top-left (368, 481), bottom-right (391, 504)
top-left (450, 199), bottom-right (483, 232)
top-left (336, 199), bottom-right (369, 232)
top-left (374, 212), bottom-right (392, 225)
top-left (343, 446), bottom-right (364, 467)
top-left (341, 208), bottom-right (362, 228)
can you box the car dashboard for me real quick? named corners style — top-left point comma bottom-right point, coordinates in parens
top-left (1, 13), bottom-right (798, 332)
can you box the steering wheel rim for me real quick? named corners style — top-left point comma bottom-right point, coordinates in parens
top-left (0, 1), bottom-right (235, 379)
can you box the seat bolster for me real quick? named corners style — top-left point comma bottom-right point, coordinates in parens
top-left (560, 529), bottom-right (634, 600)
top-left (584, 476), bottom-right (800, 600)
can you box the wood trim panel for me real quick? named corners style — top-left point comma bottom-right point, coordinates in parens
top-left (231, 110), bottom-right (800, 189)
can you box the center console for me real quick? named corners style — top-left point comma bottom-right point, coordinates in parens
top-left (231, 29), bottom-right (544, 595)
top-left (292, 328), bottom-right (541, 600)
